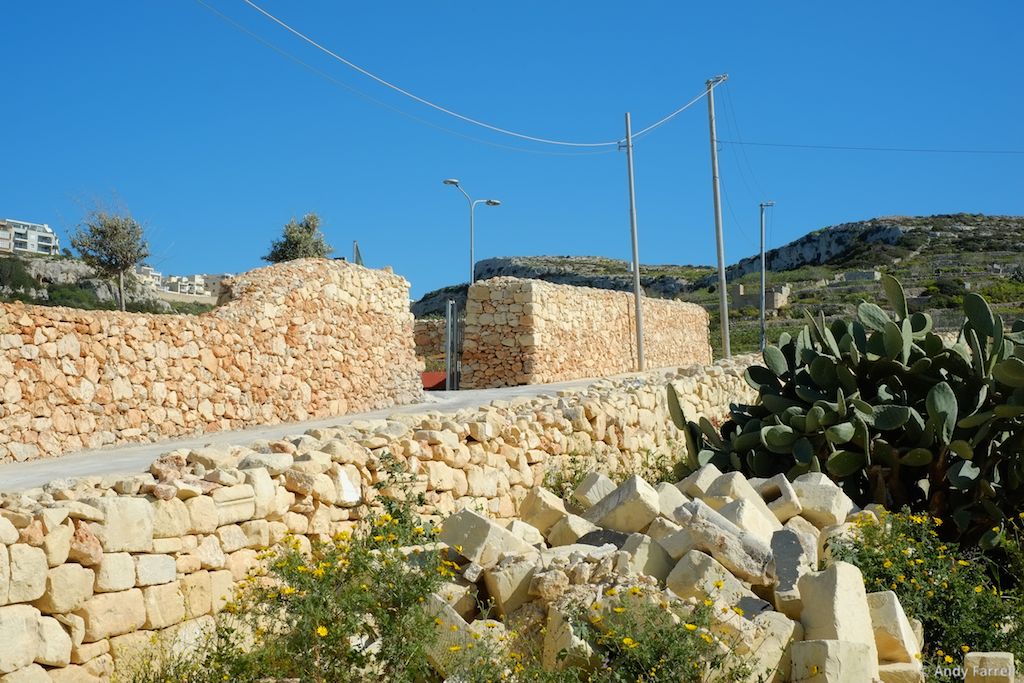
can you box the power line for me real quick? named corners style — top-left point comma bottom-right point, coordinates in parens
top-left (719, 140), bottom-right (1024, 155)
top-left (237, 0), bottom-right (716, 148)
top-left (720, 83), bottom-right (768, 199)
top-left (194, 0), bottom-right (615, 157)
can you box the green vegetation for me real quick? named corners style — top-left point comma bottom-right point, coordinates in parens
top-left (70, 210), bottom-right (150, 311)
top-left (263, 213), bottom-right (333, 263)
top-left (833, 509), bottom-right (1024, 682)
top-left (671, 275), bottom-right (1024, 543)
top-left (0, 256), bottom-right (37, 291)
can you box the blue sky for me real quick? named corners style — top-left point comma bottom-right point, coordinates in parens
top-left (3, 2), bottom-right (1022, 299)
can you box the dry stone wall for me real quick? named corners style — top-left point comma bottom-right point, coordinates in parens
top-left (461, 277), bottom-right (712, 389)
top-left (0, 259), bottom-right (423, 464)
top-left (413, 318), bottom-right (446, 370)
top-left (0, 356), bottom-right (755, 680)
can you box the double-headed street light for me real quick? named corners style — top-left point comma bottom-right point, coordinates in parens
top-left (443, 179), bottom-right (501, 284)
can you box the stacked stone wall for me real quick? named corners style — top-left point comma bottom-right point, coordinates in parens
top-left (461, 277), bottom-right (712, 389)
top-left (0, 355), bottom-right (756, 680)
top-left (413, 318), bottom-right (446, 370)
top-left (0, 259), bottom-right (423, 464)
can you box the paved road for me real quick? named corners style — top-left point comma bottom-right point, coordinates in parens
top-left (0, 371), bottom-right (657, 493)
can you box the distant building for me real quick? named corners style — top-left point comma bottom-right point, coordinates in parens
top-left (0, 219), bottom-right (60, 256)
top-left (200, 273), bottom-right (233, 300)
top-left (836, 270), bottom-right (881, 282)
top-left (135, 265), bottom-right (163, 289)
top-left (730, 283), bottom-right (791, 310)
top-left (163, 274), bottom-right (209, 296)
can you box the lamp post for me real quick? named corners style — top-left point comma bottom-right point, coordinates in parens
top-left (443, 179), bottom-right (501, 284)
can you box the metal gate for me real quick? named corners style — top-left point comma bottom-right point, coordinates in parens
top-left (443, 298), bottom-right (464, 390)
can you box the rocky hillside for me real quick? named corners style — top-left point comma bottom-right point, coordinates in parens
top-left (0, 253), bottom-right (179, 312)
top-left (413, 257), bottom-right (714, 317)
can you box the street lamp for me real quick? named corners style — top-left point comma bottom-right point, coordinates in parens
top-left (443, 179), bottom-right (501, 284)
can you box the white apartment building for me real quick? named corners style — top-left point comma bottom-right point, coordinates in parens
top-left (135, 265), bottom-right (164, 289)
top-left (0, 219), bottom-right (60, 256)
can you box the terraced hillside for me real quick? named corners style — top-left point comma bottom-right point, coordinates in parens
top-left (413, 214), bottom-right (1024, 356)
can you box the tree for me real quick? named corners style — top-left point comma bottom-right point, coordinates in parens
top-left (263, 213), bottom-right (333, 263)
top-left (70, 211), bottom-right (149, 311)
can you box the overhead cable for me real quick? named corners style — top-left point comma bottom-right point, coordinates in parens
top-left (238, 0), bottom-right (717, 148)
top-left (719, 140), bottom-right (1024, 155)
top-left (195, 0), bottom-right (615, 156)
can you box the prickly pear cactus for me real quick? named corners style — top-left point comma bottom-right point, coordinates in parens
top-left (669, 275), bottom-right (1024, 541)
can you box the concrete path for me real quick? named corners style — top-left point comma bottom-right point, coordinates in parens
top-left (0, 371), bottom-right (657, 493)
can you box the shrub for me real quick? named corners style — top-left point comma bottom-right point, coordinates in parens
top-left (0, 257), bottom-right (36, 291)
top-left (831, 509), bottom-right (1024, 682)
top-left (670, 275), bottom-right (1024, 542)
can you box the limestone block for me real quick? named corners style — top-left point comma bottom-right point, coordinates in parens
top-left (93, 553), bottom-right (135, 593)
top-left (181, 571), bottom-right (211, 619)
top-left (672, 499), bottom-right (774, 585)
top-left (790, 639), bottom-right (874, 683)
top-left (225, 549), bottom-right (259, 581)
top-left (32, 564), bottom-right (94, 614)
top-left (705, 472), bottom-right (781, 531)
top-left (0, 519), bottom-right (17, 545)
top-left (151, 498), bottom-right (190, 538)
top-left (216, 525), bottom-right (248, 553)
top-left (66, 522), bottom-right (102, 567)
top-left (718, 498), bottom-right (782, 545)
top-left (327, 464), bottom-right (362, 507)
top-left (194, 535), bottom-right (225, 570)
top-left (867, 591), bottom-right (920, 664)
top-left (879, 662), bottom-right (925, 682)
top-left (570, 472), bottom-right (616, 511)
top-left (75, 588), bottom-right (146, 642)
top-left (142, 582), bottom-right (185, 629)
top-left (188, 447), bottom-right (238, 471)
top-left (675, 463), bottom-right (722, 498)
top-left (738, 610), bottom-right (803, 683)
top-left (241, 468), bottom-right (276, 519)
top-left (432, 578), bottom-right (476, 622)
top-left (209, 570), bottom-right (234, 613)
top-left (184, 496), bottom-right (218, 534)
top-left (438, 509), bottom-right (534, 568)
top-left (134, 554), bottom-right (176, 586)
top-left (152, 537), bottom-right (183, 554)
top-left (771, 528), bottom-right (816, 619)
top-left (81, 652), bottom-right (113, 678)
top-left (581, 475), bottom-right (660, 534)
top-left (654, 482), bottom-right (688, 519)
top-left (45, 665), bottom-right (104, 682)
top-left (211, 485), bottom-right (256, 526)
top-left (645, 516), bottom-right (682, 545)
top-left (542, 605), bottom-right (595, 671)
top-left (83, 497), bottom-right (154, 553)
top-left (35, 616), bottom-right (72, 667)
top-left (666, 550), bottom-right (770, 618)
top-left (482, 558), bottom-right (536, 617)
top-left (54, 613), bottom-right (84, 649)
top-left (519, 487), bottom-right (567, 535)
top-left (8, 545), bottom-right (47, 603)
top-left (798, 562), bottom-right (878, 679)
top-left (506, 520), bottom-right (544, 546)
top-left (547, 515), bottom-right (599, 547)
top-left (756, 473), bottom-right (803, 523)
top-left (0, 546), bottom-right (7, 605)
top-left (617, 533), bottom-right (673, 583)
top-left (423, 593), bottom-right (471, 676)
top-left (964, 652), bottom-right (1015, 682)
top-left (791, 473), bottom-right (855, 529)
top-left (238, 452), bottom-right (293, 476)
top-left (0, 604), bottom-right (40, 673)
top-left (240, 520), bottom-right (270, 549)
top-left (41, 524), bottom-right (73, 567)
top-left (69, 638), bottom-right (108, 665)
top-left (0, 664), bottom-right (50, 682)
top-left (108, 630), bottom-right (153, 662)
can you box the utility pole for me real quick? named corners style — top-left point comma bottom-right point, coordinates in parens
top-left (759, 201), bottom-right (775, 351)
top-left (706, 74), bottom-right (730, 358)
top-left (622, 112), bottom-right (645, 371)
